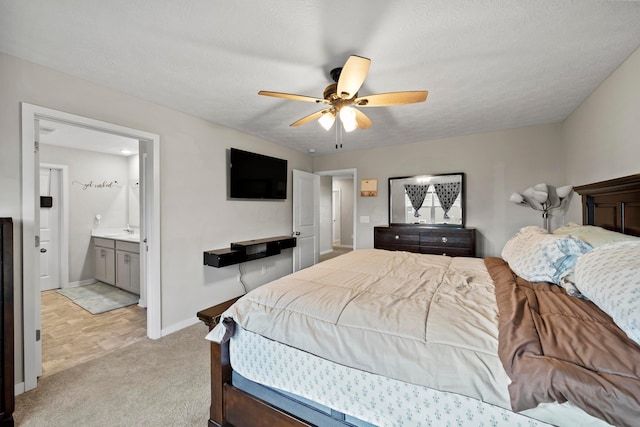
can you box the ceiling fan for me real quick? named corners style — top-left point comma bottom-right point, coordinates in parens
top-left (258, 55), bottom-right (428, 133)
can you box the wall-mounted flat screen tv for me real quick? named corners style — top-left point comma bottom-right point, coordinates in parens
top-left (229, 148), bottom-right (288, 200)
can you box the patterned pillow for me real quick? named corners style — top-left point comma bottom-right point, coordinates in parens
top-left (501, 226), bottom-right (593, 285)
top-left (574, 241), bottom-right (640, 345)
top-left (553, 222), bottom-right (640, 248)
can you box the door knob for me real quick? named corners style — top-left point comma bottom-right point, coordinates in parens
top-left (40, 248), bottom-right (47, 253)
top-left (293, 231), bottom-right (301, 236)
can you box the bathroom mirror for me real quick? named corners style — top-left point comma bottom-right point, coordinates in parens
top-left (389, 173), bottom-right (464, 226)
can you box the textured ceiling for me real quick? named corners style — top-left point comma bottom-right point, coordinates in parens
top-left (2, 1), bottom-right (640, 155)
top-left (39, 119), bottom-right (139, 156)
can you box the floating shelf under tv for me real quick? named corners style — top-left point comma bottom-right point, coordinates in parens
top-left (203, 235), bottom-right (297, 268)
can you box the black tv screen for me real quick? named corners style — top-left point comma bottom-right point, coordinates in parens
top-left (229, 148), bottom-right (288, 199)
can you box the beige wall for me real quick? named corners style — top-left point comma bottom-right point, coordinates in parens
top-left (333, 178), bottom-right (354, 247)
top-left (314, 123), bottom-right (566, 256)
top-left (561, 46), bottom-right (640, 219)
top-left (0, 53), bottom-right (312, 384)
top-left (319, 176), bottom-right (333, 254)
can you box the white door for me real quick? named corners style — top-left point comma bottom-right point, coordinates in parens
top-left (332, 189), bottom-right (341, 246)
top-left (292, 169), bottom-right (319, 271)
top-left (39, 167), bottom-right (61, 291)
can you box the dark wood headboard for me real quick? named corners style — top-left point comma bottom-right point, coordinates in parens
top-left (574, 174), bottom-right (640, 237)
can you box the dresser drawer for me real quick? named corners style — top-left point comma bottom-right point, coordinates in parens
top-left (374, 225), bottom-right (476, 257)
top-left (420, 228), bottom-right (475, 256)
top-left (419, 231), bottom-right (473, 248)
top-left (419, 245), bottom-right (474, 257)
top-left (374, 228), bottom-right (420, 251)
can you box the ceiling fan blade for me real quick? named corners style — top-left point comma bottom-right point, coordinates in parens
top-left (354, 109), bottom-right (372, 130)
top-left (258, 91), bottom-right (326, 104)
top-left (290, 109), bottom-right (331, 127)
top-left (336, 55), bottom-right (371, 99)
top-left (355, 91), bottom-right (428, 107)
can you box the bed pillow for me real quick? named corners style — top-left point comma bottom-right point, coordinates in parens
top-left (574, 241), bottom-right (640, 345)
top-left (501, 226), bottom-right (592, 286)
top-left (553, 222), bottom-right (640, 248)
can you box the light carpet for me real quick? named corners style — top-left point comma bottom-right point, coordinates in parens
top-left (57, 282), bottom-right (139, 314)
top-left (14, 322), bottom-right (211, 426)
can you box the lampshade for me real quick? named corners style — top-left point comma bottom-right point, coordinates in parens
top-left (556, 185), bottom-right (573, 199)
top-left (510, 182), bottom-right (573, 232)
top-left (532, 191), bottom-right (549, 204)
top-left (534, 183), bottom-right (548, 193)
top-left (318, 111), bottom-right (335, 131)
top-left (522, 194), bottom-right (544, 211)
top-left (339, 107), bottom-right (358, 132)
top-left (523, 187), bottom-right (549, 204)
top-left (509, 192), bottom-right (524, 204)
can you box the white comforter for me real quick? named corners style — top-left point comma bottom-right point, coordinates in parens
top-left (209, 249), bottom-right (512, 408)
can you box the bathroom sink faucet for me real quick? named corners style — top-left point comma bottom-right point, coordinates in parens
top-left (124, 224), bottom-right (133, 234)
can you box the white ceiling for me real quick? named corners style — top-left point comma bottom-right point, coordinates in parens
top-left (38, 119), bottom-right (139, 156)
top-left (2, 1), bottom-right (640, 155)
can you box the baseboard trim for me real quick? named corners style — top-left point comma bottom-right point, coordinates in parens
top-left (160, 316), bottom-right (201, 337)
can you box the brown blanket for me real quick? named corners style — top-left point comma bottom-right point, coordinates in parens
top-left (485, 257), bottom-right (640, 427)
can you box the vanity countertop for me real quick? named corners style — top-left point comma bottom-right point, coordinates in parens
top-left (91, 228), bottom-right (140, 242)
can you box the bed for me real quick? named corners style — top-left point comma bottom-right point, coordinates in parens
top-left (197, 174), bottom-right (640, 427)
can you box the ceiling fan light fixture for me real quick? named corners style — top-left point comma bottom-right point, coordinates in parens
top-left (258, 55), bottom-right (427, 134)
top-left (318, 111), bottom-right (336, 131)
top-left (339, 106), bottom-right (358, 132)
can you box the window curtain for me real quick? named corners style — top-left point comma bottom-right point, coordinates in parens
top-left (404, 184), bottom-right (430, 218)
top-left (433, 182), bottom-right (461, 219)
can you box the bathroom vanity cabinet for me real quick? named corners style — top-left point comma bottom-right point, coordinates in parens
top-left (115, 240), bottom-right (140, 295)
top-left (93, 237), bottom-right (116, 285)
top-left (93, 236), bottom-right (140, 295)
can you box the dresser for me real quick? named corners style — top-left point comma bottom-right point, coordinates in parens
top-left (374, 225), bottom-right (476, 257)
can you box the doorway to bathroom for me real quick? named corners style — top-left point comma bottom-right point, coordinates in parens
top-left (21, 103), bottom-right (161, 391)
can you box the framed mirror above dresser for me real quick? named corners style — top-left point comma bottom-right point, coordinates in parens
top-left (389, 173), bottom-right (464, 226)
top-left (376, 173), bottom-right (476, 257)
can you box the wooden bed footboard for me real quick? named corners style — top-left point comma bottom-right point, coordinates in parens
top-left (198, 298), bottom-right (311, 427)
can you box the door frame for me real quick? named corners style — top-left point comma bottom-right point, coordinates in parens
top-left (20, 103), bottom-right (162, 391)
top-left (315, 169), bottom-right (358, 250)
top-left (39, 163), bottom-right (69, 290)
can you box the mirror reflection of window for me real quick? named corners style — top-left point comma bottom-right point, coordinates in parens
top-left (404, 188), bottom-right (462, 224)
top-left (389, 173), bottom-right (464, 226)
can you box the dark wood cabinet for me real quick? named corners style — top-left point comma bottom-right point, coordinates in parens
top-left (1, 218), bottom-right (14, 425)
top-left (374, 225), bottom-right (476, 257)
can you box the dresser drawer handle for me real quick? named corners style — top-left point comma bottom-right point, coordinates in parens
top-left (441, 237), bottom-right (448, 243)
top-left (395, 235), bottom-right (400, 239)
